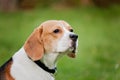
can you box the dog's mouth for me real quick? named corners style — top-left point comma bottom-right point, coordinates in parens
top-left (67, 40), bottom-right (78, 58)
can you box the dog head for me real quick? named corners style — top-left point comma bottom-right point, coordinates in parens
top-left (24, 20), bottom-right (78, 61)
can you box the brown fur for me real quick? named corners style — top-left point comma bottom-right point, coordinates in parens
top-left (24, 26), bottom-right (44, 61)
top-left (5, 61), bottom-right (14, 80)
top-left (0, 60), bottom-right (14, 80)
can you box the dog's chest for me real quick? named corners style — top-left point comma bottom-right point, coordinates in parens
top-left (10, 48), bottom-right (54, 80)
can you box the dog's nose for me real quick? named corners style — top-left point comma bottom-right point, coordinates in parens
top-left (69, 34), bottom-right (78, 41)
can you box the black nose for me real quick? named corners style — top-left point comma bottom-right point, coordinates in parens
top-left (69, 34), bottom-right (78, 41)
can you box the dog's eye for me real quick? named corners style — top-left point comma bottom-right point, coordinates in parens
top-left (69, 29), bottom-right (73, 32)
top-left (53, 29), bottom-right (60, 33)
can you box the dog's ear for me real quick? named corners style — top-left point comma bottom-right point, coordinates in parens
top-left (24, 26), bottom-right (44, 61)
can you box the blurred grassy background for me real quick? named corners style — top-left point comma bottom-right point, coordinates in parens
top-left (0, 3), bottom-right (120, 80)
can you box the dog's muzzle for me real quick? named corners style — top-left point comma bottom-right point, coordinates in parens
top-left (68, 34), bottom-right (78, 58)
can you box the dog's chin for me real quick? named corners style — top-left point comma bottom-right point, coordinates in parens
top-left (67, 40), bottom-right (78, 58)
top-left (67, 47), bottom-right (76, 58)
top-left (67, 53), bottom-right (76, 58)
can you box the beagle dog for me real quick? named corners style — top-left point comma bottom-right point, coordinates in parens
top-left (0, 20), bottom-right (78, 80)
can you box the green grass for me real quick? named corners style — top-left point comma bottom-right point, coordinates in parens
top-left (0, 6), bottom-right (120, 80)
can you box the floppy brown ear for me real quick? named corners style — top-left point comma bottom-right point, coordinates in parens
top-left (24, 27), bottom-right (44, 61)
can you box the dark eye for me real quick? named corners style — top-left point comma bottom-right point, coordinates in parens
top-left (53, 29), bottom-right (60, 33)
top-left (70, 29), bottom-right (73, 32)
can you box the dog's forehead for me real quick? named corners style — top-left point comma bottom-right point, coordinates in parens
top-left (40, 20), bottom-right (72, 30)
top-left (59, 20), bottom-right (70, 27)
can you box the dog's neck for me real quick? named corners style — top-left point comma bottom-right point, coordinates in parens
top-left (41, 53), bottom-right (62, 69)
top-left (15, 48), bottom-right (61, 72)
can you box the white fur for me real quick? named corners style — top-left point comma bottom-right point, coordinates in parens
top-left (41, 53), bottom-right (62, 69)
top-left (55, 22), bottom-right (74, 52)
top-left (11, 48), bottom-right (54, 80)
